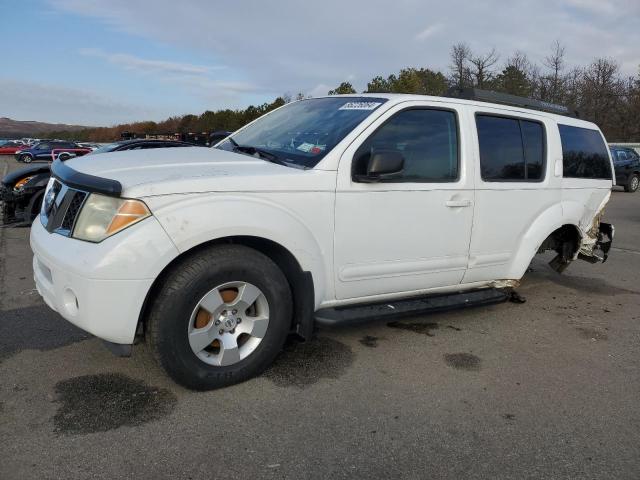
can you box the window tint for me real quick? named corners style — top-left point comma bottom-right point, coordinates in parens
top-left (37, 143), bottom-right (50, 150)
top-left (476, 115), bottom-right (545, 181)
top-left (353, 109), bottom-right (458, 182)
top-left (559, 125), bottom-right (611, 179)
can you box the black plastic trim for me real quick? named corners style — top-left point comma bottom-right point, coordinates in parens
top-left (51, 159), bottom-right (122, 197)
top-left (315, 288), bottom-right (509, 327)
top-left (101, 339), bottom-right (132, 357)
top-left (447, 87), bottom-right (580, 118)
top-left (294, 271), bottom-right (315, 340)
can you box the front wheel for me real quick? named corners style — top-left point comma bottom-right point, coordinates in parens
top-left (625, 174), bottom-right (639, 193)
top-left (147, 244), bottom-right (292, 390)
top-left (20, 154), bottom-right (32, 163)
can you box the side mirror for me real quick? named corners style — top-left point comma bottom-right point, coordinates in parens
top-left (355, 150), bottom-right (404, 182)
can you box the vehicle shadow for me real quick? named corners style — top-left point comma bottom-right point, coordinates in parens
top-left (0, 304), bottom-right (90, 363)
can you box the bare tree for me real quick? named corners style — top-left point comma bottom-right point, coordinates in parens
top-left (449, 42), bottom-right (472, 88)
top-left (469, 47), bottom-right (499, 88)
top-left (507, 51), bottom-right (531, 73)
top-left (542, 40), bottom-right (567, 103)
top-left (581, 58), bottom-right (623, 131)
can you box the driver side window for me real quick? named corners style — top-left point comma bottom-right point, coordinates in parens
top-left (352, 108), bottom-right (459, 182)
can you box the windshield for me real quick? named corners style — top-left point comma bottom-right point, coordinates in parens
top-left (216, 97), bottom-right (387, 169)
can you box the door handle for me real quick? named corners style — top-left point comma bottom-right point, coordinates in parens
top-left (445, 199), bottom-right (472, 208)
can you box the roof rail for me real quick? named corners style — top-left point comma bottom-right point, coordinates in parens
top-left (446, 87), bottom-right (580, 118)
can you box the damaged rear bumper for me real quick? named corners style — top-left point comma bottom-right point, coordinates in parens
top-left (578, 222), bottom-right (614, 263)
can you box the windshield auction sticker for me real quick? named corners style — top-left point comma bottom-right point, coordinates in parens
top-left (339, 102), bottom-right (382, 110)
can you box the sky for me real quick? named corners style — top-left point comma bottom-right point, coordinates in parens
top-left (1, 0), bottom-right (639, 126)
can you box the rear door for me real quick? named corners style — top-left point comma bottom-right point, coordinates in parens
top-left (463, 108), bottom-right (558, 283)
top-left (334, 101), bottom-right (475, 300)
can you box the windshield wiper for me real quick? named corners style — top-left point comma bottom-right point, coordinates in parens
top-left (228, 138), bottom-right (292, 167)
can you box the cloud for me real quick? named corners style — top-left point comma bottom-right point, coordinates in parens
top-left (79, 48), bottom-right (221, 75)
top-left (308, 83), bottom-right (332, 97)
top-left (415, 24), bottom-right (444, 42)
top-left (0, 78), bottom-right (164, 125)
top-left (48, 0), bottom-right (640, 98)
top-left (78, 47), bottom-right (264, 102)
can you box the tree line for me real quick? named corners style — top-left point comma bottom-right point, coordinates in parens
top-left (49, 41), bottom-right (640, 142)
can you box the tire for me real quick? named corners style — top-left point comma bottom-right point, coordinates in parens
top-left (624, 174), bottom-right (639, 193)
top-left (58, 153), bottom-right (70, 161)
top-left (20, 154), bottom-right (32, 164)
top-left (147, 244), bottom-right (293, 390)
top-left (28, 191), bottom-right (45, 220)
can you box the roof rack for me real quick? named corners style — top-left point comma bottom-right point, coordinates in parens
top-left (446, 87), bottom-right (580, 118)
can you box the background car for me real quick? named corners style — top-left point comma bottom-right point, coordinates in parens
top-left (15, 140), bottom-right (90, 163)
top-left (209, 131), bottom-right (233, 146)
top-left (0, 141), bottom-right (28, 155)
top-left (88, 138), bottom-right (198, 155)
top-left (77, 142), bottom-right (101, 151)
top-left (0, 163), bottom-right (51, 225)
top-left (610, 146), bottom-right (640, 192)
top-left (1, 139), bottom-right (200, 225)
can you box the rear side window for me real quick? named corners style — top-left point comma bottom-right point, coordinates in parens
top-left (476, 115), bottom-right (545, 181)
top-left (559, 125), bottom-right (612, 179)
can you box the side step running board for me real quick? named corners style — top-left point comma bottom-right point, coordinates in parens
top-left (314, 288), bottom-right (509, 327)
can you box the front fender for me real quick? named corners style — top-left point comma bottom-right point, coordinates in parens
top-left (146, 192), bottom-right (334, 306)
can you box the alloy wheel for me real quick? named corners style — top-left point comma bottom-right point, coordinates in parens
top-left (187, 281), bottom-right (269, 366)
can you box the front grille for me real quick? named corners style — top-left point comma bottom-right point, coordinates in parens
top-left (60, 191), bottom-right (87, 231)
top-left (41, 180), bottom-right (88, 236)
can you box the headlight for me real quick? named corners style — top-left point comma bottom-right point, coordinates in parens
top-left (13, 175), bottom-right (35, 190)
top-left (72, 193), bottom-right (151, 242)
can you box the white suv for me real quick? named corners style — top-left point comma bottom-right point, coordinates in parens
top-left (30, 92), bottom-right (615, 389)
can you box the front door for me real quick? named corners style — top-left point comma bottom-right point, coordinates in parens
top-left (334, 102), bottom-right (475, 300)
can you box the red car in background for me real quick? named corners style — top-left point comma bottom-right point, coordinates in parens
top-left (0, 141), bottom-right (27, 155)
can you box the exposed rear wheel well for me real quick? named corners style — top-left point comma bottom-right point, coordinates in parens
top-left (139, 236), bottom-right (315, 341)
top-left (537, 224), bottom-right (582, 272)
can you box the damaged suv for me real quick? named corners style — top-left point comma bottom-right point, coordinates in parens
top-left (30, 90), bottom-right (614, 390)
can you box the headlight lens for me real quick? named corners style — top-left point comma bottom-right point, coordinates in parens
top-left (14, 175), bottom-right (34, 190)
top-left (72, 194), bottom-right (150, 242)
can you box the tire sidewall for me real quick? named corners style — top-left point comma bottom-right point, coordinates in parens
top-left (28, 190), bottom-right (45, 220)
top-left (152, 248), bottom-right (292, 389)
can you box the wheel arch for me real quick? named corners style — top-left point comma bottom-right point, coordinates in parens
top-left (505, 202), bottom-right (584, 278)
top-left (138, 235), bottom-right (316, 341)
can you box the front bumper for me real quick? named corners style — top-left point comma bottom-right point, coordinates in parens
top-left (30, 217), bottom-right (179, 345)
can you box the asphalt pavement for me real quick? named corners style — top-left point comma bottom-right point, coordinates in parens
top-left (1, 154), bottom-right (639, 479)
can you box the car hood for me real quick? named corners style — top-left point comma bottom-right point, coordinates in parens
top-left (64, 147), bottom-right (333, 197)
